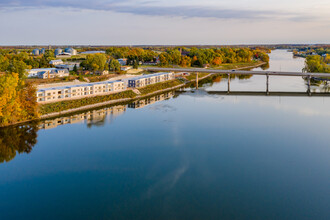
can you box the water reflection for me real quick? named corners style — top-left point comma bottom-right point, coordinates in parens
top-left (0, 122), bottom-right (38, 163)
top-left (0, 92), bottom-right (175, 164)
top-left (39, 105), bottom-right (127, 130)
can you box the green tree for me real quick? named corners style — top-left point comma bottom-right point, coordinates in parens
top-left (73, 64), bottom-right (78, 73)
top-left (109, 59), bottom-right (121, 71)
top-left (81, 54), bottom-right (107, 71)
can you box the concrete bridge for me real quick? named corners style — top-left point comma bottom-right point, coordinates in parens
top-left (143, 67), bottom-right (330, 95)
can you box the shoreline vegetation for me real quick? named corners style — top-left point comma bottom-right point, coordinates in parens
top-left (39, 79), bottom-right (183, 115)
top-left (0, 62), bottom-right (264, 128)
top-left (0, 46), bottom-right (271, 127)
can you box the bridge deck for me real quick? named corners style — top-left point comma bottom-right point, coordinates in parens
top-left (143, 67), bottom-right (330, 78)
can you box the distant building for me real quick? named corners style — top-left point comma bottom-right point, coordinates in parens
top-left (64, 47), bottom-right (77, 56)
top-left (54, 48), bottom-right (63, 56)
top-left (95, 70), bottom-right (109, 76)
top-left (56, 52), bottom-right (72, 58)
top-left (37, 69), bottom-right (69, 79)
top-left (27, 68), bottom-right (69, 79)
top-left (40, 48), bottom-right (46, 54)
top-left (27, 68), bottom-right (56, 78)
top-left (80, 51), bottom-right (106, 54)
top-left (49, 60), bottom-right (64, 66)
top-left (32, 49), bottom-right (40, 56)
top-left (121, 66), bottom-right (132, 71)
top-left (55, 63), bottom-right (80, 71)
top-left (117, 58), bottom-right (127, 65)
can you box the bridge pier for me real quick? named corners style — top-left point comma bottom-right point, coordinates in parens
top-left (227, 74), bottom-right (230, 93)
top-left (307, 75), bottom-right (311, 96)
top-left (266, 75), bottom-right (269, 95)
top-left (196, 73), bottom-right (199, 90)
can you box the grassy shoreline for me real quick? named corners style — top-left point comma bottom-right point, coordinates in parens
top-left (39, 79), bottom-right (184, 115)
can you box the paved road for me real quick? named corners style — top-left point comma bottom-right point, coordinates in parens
top-left (143, 67), bottom-right (330, 78)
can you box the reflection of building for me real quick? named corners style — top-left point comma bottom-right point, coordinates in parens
top-left (36, 80), bottom-right (126, 103)
top-left (38, 90), bottom-right (175, 130)
top-left (128, 91), bottom-right (174, 109)
top-left (38, 105), bottom-right (126, 130)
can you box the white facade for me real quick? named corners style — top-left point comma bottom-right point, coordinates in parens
top-left (27, 68), bottom-right (69, 79)
top-left (126, 72), bottom-right (175, 88)
top-left (49, 60), bottom-right (64, 65)
top-left (37, 80), bottom-right (126, 103)
top-left (27, 68), bottom-right (56, 78)
top-left (37, 69), bottom-right (69, 79)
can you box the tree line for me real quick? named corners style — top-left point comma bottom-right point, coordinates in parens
top-left (304, 55), bottom-right (330, 73)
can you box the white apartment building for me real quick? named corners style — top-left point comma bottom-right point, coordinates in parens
top-left (49, 60), bottom-right (64, 65)
top-left (37, 80), bottom-right (126, 103)
top-left (126, 72), bottom-right (175, 88)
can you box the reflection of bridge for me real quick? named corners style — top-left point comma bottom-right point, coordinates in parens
top-left (206, 91), bottom-right (330, 97)
top-left (144, 67), bottom-right (330, 95)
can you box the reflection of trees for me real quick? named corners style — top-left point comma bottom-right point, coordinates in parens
top-left (304, 78), bottom-right (330, 92)
top-left (213, 76), bottom-right (223, 83)
top-left (237, 74), bottom-right (253, 80)
top-left (260, 63), bottom-right (270, 70)
top-left (0, 122), bottom-right (38, 163)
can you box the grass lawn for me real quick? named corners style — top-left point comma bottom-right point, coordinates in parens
top-left (137, 79), bottom-right (183, 95)
top-left (39, 90), bottom-right (137, 115)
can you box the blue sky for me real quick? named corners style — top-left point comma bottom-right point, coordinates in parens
top-left (0, 0), bottom-right (329, 45)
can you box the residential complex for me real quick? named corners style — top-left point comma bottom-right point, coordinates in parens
top-left (36, 72), bottom-right (175, 103)
top-left (36, 80), bottom-right (126, 103)
top-left (38, 92), bottom-right (174, 130)
top-left (126, 72), bottom-right (175, 88)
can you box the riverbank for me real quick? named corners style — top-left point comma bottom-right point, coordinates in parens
top-left (0, 60), bottom-right (267, 128)
top-left (40, 80), bottom-right (186, 119)
top-left (213, 61), bottom-right (266, 70)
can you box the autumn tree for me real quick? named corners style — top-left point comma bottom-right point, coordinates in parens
top-left (180, 56), bottom-right (191, 67)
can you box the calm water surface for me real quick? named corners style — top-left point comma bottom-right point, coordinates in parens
top-left (0, 50), bottom-right (329, 220)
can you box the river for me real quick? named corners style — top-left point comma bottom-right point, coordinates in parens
top-left (0, 50), bottom-right (329, 220)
